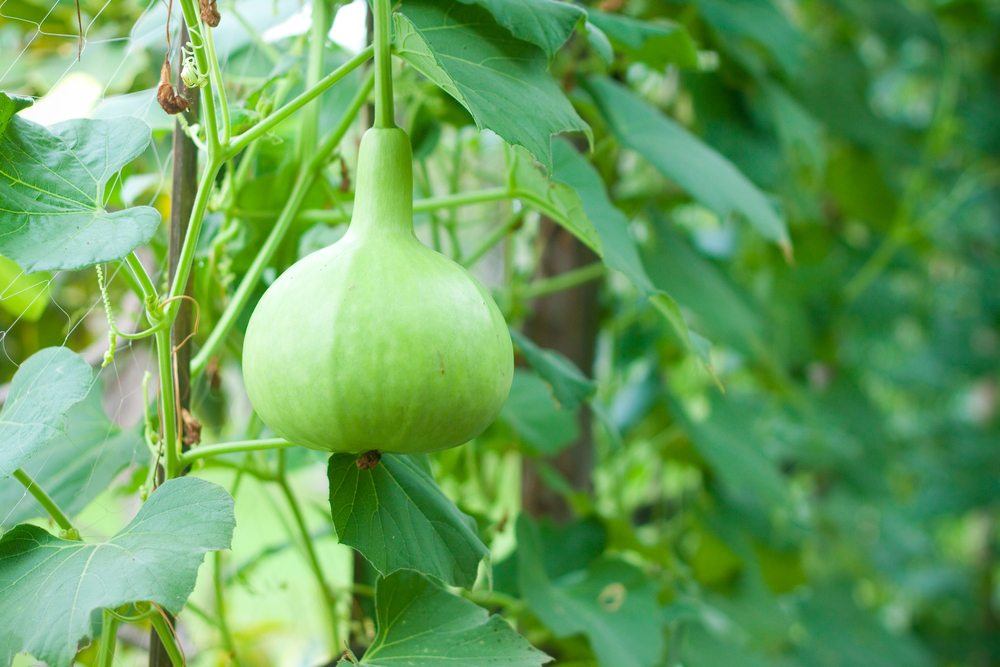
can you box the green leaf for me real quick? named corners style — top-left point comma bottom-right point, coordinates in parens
top-left (510, 329), bottom-right (595, 410)
top-left (646, 220), bottom-right (765, 356)
top-left (495, 516), bottom-right (607, 594)
top-left (586, 76), bottom-right (791, 253)
top-left (500, 370), bottom-right (579, 455)
top-left (0, 114), bottom-right (160, 272)
top-left (696, 0), bottom-right (806, 77)
top-left (0, 254), bottom-right (50, 321)
top-left (796, 585), bottom-right (933, 667)
top-left (586, 10), bottom-right (699, 69)
top-left (348, 570), bottom-right (551, 666)
top-left (515, 142), bottom-right (721, 386)
top-left (668, 395), bottom-right (791, 518)
top-left (550, 139), bottom-right (653, 292)
top-left (396, 0), bottom-right (591, 171)
top-left (0, 477), bottom-right (235, 666)
top-left (459, 0), bottom-right (585, 58)
top-left (0, 347), bottom-right (92, 479)
top-left (0, 92), bottom-right (32, 136)
top-left (510, 145), bottom-right (601, 252)
top-left (327, 453), bottom-right (488, 587)
top-left (0, 388), bottom-right (144, 530)
top-left (516, 516), bottom-right (665, 667)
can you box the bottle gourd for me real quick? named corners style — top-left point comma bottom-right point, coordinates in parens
top-left (242, 128), bottom-right (514, 453)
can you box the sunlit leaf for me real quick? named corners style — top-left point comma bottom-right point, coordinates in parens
top-left (0, 254), bottom-right (50, 321)
top-left (0, 109), bottom-right (160, 272)
top-left (0, 347), bottom-right (92, 479)
top-left (0, 388), bottom-right (143, 530)
top-left (0, 477), bottom-right (235, 666)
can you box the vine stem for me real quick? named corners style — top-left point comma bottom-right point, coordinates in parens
top-left (12, 468), bottom-right (78, 537)
top-left (191, 71), bottom-right (376, 378)
top-left (299, 0), bottom-right (331, 160)
top-left (226, 46), bottom-right (373, 158)
top-left (462, 211), bottom-right (522, 268)
top-left (373, 0), bottom-right (394, 128)
top-left (174, 0), bottom-right (220, 151)
top-left (149, 611), bottom-right (185, 667)
top-left (519, 261), bottom-right (606, 299)
top-left (179, 438), bottom-right (296, 466)
top-left (165, 160), bottom-right (221, 321)
top-left (96, 609), bottom-right (120, 667)
top-left (154, 328), bottom-right (180, 479)
top-left (275, 450), bottom-right (341, 650)
top-left (202, 26), bottom-right (230, 143)
top-left (125, 253), bottom-right (159, 308)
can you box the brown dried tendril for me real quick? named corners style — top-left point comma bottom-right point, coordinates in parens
top-left (199, 0), bottom-right (220, 27)
top-left (157, 60), bottom-right (189, 115)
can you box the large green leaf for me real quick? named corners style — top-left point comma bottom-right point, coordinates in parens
top-left (0, 347), bottom-right (92, 479)
top-left (396, 0), bottom-right (590, 170)
top-left (500, 369), bottom-right (579, 455)
top-left (0, 92), bottom-right (31, 135)
top-left (586, 76), bottom-right (790, 253)
top-left (0, 477), bottom-right (235, 666)
top-left (586, 9), bottom-right (698, 69)
top-left (461, 0), bottom-right (584, 58)
top-left (516, 516), bottom-right (665, 667)
top-left (346, 570), bottom-right (550, 666)
top-left (327, 453), bottom-right (488, 587)
top-left (514, 141), bottom-right (720, 385)
top-left (0, 109), bottom-right (160, 272)
top-left (510, 329), bottom-right (595, 410)
top-left (0, 388), bottom-right (144, 530)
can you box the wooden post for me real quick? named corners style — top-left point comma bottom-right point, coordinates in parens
top-left (521, 223), bottom-right (600, 521)
top-left (149, 24), bottom-right (199, 667)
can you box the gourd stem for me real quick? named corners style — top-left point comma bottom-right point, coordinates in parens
top-left (179, 438), bottom-right (296, 466)
top-left (373, 0), bottom-right (395, 128)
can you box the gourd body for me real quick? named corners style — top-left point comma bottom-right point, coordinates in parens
top-left (242, 128), bottom-right (513, 453)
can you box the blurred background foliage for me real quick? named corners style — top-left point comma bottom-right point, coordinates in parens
top-left (1, 0), bottom-right (997, 665)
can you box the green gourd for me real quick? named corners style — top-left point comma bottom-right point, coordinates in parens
top-left (242, 127), bottom-right (514, 453)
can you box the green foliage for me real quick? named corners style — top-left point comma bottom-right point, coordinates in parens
top-left (0, 347), bottom-right (92, 479)
top-left (347, 570), bottom-right (551, 666)
top-left (327, 452), bottom-right (488, 587)
top-left (396, 0), bottom-right (591, 170)
top-left (0, 477), bottom-right (234, 666)
top-left (0, 107), bottom-right (160, 272)
top-left (0, 0), bottom-right (996, 665)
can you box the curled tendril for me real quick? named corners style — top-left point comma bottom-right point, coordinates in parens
top-left (180, 42), bottom-right (209, 88)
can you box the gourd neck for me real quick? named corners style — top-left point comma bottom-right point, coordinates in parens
top-left (346, 127), bottom-right (414, 240)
